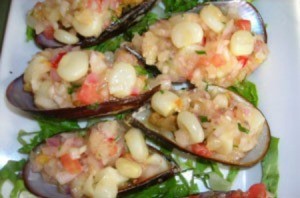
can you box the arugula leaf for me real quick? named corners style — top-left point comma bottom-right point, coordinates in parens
top-left (26, 26), bottom-right (35, 42)
top-left (162, 0), bottom-right (201, 13)
top-left (124, 13), bottom-right (159, 40)
top-left (228, 80), bottom-right (259, 107)
top-left (238, 123), bottom-right (250, 134)
top-left (18, 117), bottom-right (81, 154)
top-left (90, 35), bottom-right (125, 52)
top-left (226, 167), bottom-right (240, 183)
top-left (262, 137), bottom-right (280, 197)
top-left (0, 159), bottom-right (27, 198)
top-left (124, 170), bottom-right (195, 198)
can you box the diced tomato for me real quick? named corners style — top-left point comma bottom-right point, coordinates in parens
top-left (43, 26), bottom-right (55, 40)
top-left (51, 52), bottom-right (67, 68)
top-left (76, 73), bottom-right (108, 105)
top-left (237, 56), bottom-right (249, 68)
top-left (247, 183), bottom-right (267, 198)
top-left (235, 19), bottom-right (251, 31)
top-left (131, 88), bottom-right (140, 96)
top-left (191, 143), bottom-right (212, 157)
top-left (211, 54), bottom-right (226, 67)
top-left (60, 154), bottom-right (82, 174)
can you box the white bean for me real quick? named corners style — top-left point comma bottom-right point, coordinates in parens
top-left (94, 178), bottom-right (118, 198)
top-left (116, 158), bottom-right (142, 178)
top-left (230, 30), bottom-right (255, 56)
top-left (151, 90), bottom-right (179, 117)
top-left (57, 51), bottom-right (89, 82)
top-left (213, 93), bottom-right (229, 109)
top-left (200, 4), bottom-right (226, 33)
top-left (146, 153), bottom-right (169, 172)
top-left (177, 111), bottom-right (204, 144)
top-left (125, 128), bottom-right (149, 162)
top-left (53, 29), bottom-right (79, 44)
top-left (72, 10), bottom-right (103, 37)
top-left (108, 62), bottom-right (137, 98)
top-left (171, 21), bottom-right (203, 48)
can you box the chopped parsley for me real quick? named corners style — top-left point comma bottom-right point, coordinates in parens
top-left (160, 90), bottom-right (165, 94)
top-left (199, 116), bottom-right (209, 123)
top-left (195, 50), bottom-right (207, 55)
top-left (26, 26), bottom-right (35, 42)
top-left (238, 123), bottom-right (250, 134)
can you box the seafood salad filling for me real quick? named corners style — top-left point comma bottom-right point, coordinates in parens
top-left (131, 4), bottom-right (269, 87)
top-left (146, 87), bottom-right (266, 162)
top-left (27, 0), bottom-right (145, 44)
top-left (28, 121), bottom-right (172, 198)
top-left (23, 47), bottom-right (152, 109)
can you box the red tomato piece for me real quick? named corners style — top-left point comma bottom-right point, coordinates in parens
top-left (237, 56), bottom-right (249, 68)
top-left (76, 73), bottom-right (108, 105)
top-left (211, 54), bottom-right (226, 67)
top-left (247, 183), bottom-right (267, 198)
top-left (51, 52), bottom-right (67, 68)
top-left (191, 143), bottom-right (212, 157)
top-left (235, 19), bottom-right (251, 31)
top-left (60, 154), bottom-right (82, 174)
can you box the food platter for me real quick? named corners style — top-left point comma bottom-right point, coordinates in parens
top-left (0, 0), bottom-right (300, 197)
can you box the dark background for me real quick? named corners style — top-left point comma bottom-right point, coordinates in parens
top-left (0, 0), bottom-right (11, 53)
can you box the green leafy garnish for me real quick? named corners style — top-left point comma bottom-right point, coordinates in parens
top-left (163, 0), bottom-right (201, 14)
top-left (0, 159), bottom-right (27, 198)
top-left (199, 115), bottom-right (209, 123)
top-left (18, 117), bottom-right (81, 154)
top-left (124, 13), bottom-right (158, 40)
top-left (228, 80), bottom-right (259, 107)
top-left (124, 170), bottom-right (197, 198)
top-left (134, 65), bottom-right (154, 78)
top-left (238, 123), bottom-right (250, 134)
top-left (262, 137), bottom-right (280, 197)
top-left (160, 90), bottom-right (165, 94)
top-left (115, 112), bottom-right (129, 120)
top-left (26, 26), bottom-right (35, 42)
top-left (89, 35), bottom-right (125, 52)
top-left (196, 50), bottom-right (206, 55)
top-left (226, 167), bottom-right (240, 183)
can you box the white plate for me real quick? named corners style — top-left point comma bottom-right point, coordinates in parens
top-left (0, 0), bottom-right (299, 197)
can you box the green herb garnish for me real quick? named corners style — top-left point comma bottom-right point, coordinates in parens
top-left (262, 137), bottom-right (280, 197)
top-left (26, 26), bottom-right (35, 42)
top-left (199, 116), bottom-right (209, 123)
top-left (160, 90), bottom-right (165, 94)
top-left (228, 80), bottom-right (258, 107)
top-left (195, 50), bottom-right (207, 55)
top-left (238, 123), bottom-right (250, 134)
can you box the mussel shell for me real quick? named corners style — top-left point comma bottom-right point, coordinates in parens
top-left (6, 75), bottom-right (160, 119)
top-left (128, 86), bottom-right (271, 167)
top-left (23, 130), bottom-right (179, 198)
top-left (35, 0), bottom-right (158, 49)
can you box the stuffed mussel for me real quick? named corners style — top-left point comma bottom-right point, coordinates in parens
top-left (129, 86), bottom-right (271, 167)
top-left (128, 1), bottom-right (268, 87)
top-left (6, 47), bottom-right (160, 119)
top-left (27, 0), bottom-right (157, 48)
top-left (23, 121), bottom-right (178, 198)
